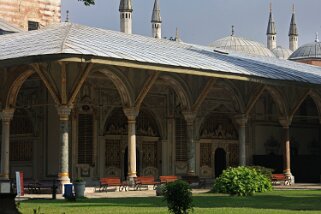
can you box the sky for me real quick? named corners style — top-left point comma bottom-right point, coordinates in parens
top-left (62, 0), bottom-right (321, 48)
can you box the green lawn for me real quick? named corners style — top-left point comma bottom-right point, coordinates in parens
top-left (18, 190), bottom-right (321, 214)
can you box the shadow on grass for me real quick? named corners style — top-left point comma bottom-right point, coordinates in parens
top-left (21, 191), bottom-right (321, 211)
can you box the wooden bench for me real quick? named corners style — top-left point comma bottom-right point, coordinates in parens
top-left (25, 179), bottom-right (57, 194)
top-left (96, 177), bottom-right (127, 192)
top-left (159, 176), bottom-right (178, 184)
top-left (135, 176), bottom-right (159, 190)
top-left (181, 175), bottom-right (206, 188)
top-left (272, 174), bottom-right (291, 186)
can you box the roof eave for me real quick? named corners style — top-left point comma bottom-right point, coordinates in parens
top-left (0, 53), bottom-right (319, 88)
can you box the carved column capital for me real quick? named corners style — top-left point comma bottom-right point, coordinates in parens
top-left (234, 114), bottom-right (248, 127)
top-left (0, 109), bottom-right (15, 122)
top-left (57, 105), bottom-right (72, 121)
top-left (279, 116), bottom-right (292, 128)
top-left (182, 111), bottom-right (196, 126)
top-left (123, 107), bottom-right (139, 122)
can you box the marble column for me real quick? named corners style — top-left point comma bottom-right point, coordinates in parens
top-left (183, 112), bottom-right (196, 175)
top-left (0, 109), bottom-right (14, 180)
top-left (57, 106), bottom-right (72, 189)
top-left (124, 107), bottom-right (139, 184)
top-left (279, 118), bottom-right (292, 178)
top-left (235, 115), bottom-right (248, 166)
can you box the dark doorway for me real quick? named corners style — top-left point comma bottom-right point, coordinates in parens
top-left (215, 148), bottom-right (226, 178)
top-left (124, 147), bottom-right (140, 180)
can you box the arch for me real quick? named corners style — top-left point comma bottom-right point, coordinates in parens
top-left (104, 107), bottom-right (161, 137)
top-left (94, 68), bottom-right (134, 108)
top-left (159, 74), bottom-right (192, 111)
top-left (265, 86), bottom-right (287, 117)
top-left (5, 70), bottom-right (36, 109)
top-left (306, 90), bottom-right (321, 118)
top-left (216, 79), bottom-right (246, 113)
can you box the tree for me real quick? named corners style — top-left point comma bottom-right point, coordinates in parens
top-left (78, 0), bottom-right (95, 6)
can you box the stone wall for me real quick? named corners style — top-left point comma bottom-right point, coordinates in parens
top-left (0, 0), bottom-right (61, 30)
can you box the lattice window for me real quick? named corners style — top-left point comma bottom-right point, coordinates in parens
top-left (105, 140), bottom-right (121, 167)
top-left (228, 144), bottom-right (239, 167)
top-left (78, 114), bottom-right (94, 164)
top-left (104, 107), bottom-right (159, 137)
top-left (10, 140), bottom-right (32, 161)
top-left (200, 143), bottom-right (212, 167)
top-left (175, 117), bottom-right (187, 161)
top-left (9, 110), bottom-right (34, 161)
top-left (142, 142), bottom-right (157, 168)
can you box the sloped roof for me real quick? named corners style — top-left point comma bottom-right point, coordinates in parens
top-left (0, 18), bottom-right (23, 33)
top-left (1, 23), bottom-right (321, 85)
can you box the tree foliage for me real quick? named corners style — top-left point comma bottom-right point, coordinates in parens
top-left (78, 0), bottom-right (95, 6)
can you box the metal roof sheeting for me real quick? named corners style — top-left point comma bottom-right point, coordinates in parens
top-left (1, 23), bottom-right (321, 85)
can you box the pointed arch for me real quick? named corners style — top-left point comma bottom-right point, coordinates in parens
top-left (5, 70), bottom-right (36, 109)
top-left (246, 85), bottom-right (287, 117)
top-left (265, 86), bottom-right (288, 117)
top-left (159, 74), bottom-right (192, 111)
top-left (216, 79), bottom-right (246, 113)
top-left (94, 68), bottom-right (134, 108)
top-left (291, 89), bottom-right (321, 119)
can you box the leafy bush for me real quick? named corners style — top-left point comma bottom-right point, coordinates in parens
top-left (212, 166), bottom-right (272, 196)
top-left (163, 180), bottom-right (193, 214)
top-left (249, 166), bottom-right (274, 179)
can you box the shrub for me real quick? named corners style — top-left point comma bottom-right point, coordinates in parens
top-left (163, 180), bottom-right (193, 214)
top-left (249, 165), bottom-right (274, 179)
top-left (212, 166), bottom-right (272, 196)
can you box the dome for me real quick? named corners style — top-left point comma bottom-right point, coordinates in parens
top-left (289, 41), bottom-right (321, 60)
top-left (209, 35), bottom-right (276, 57)
top-left (271, 46), bottom-right (293, 60)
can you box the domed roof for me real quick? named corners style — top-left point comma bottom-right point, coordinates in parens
top-left (289, 41), bottom-right (321, 60)
top-left (272, 46), bottom-right (293, 60)
top-left (209, 35), bottom-right (276, 57)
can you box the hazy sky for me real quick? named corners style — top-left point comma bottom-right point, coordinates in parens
top-left (62, 0), bottom-right (321, 48)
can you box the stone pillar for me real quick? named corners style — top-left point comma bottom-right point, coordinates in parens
top-left (123, 107), bottom-right (139, 184)
top-left (57, 106), bottom-right (72, 189)
top-left (279, 118), bottom-right (292, 178)
top-left (235, 115), bottom-right (248, 166)
top-left (0, 109), bottom-right (14, 180)
top-left (183, 112), bottom-right (196, 175)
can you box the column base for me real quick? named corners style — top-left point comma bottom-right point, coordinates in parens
top-left (0, 175), bottom-right (10, 181)
top-left (58, 176), bottom-right (70, 194)
top-left (127, 173), bottom-right (137, 187)
top-left (283, 170), bottom-right (294, 185)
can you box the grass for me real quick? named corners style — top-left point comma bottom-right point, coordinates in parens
top-left (18, 190), bottom-right (321, 214)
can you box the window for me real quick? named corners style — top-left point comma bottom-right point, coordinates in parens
top-left (78, 114), bottom-right (94, 164)
top-left (28, 21), bottom-right (39, 31)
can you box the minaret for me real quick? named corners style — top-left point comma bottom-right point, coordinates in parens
top-left (119, 0), bottom-right (133, 34)
top-left (266, 3), bottom-right (277, 50)
top-left (288, 5), bottom-right (298, 51)
top-left (151, 0), bottom-right (162, 39)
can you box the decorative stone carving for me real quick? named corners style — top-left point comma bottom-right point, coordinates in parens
top-left (105, 166), bottom-right (121, 177)
top-left (200, 114), bottom-right (238, 140)
top-left (200, 166), bottom-right (212, 178)
top-left (142, 167), bottom-right (158, 177)
top-left (175, 161), bottom-right (188, 175)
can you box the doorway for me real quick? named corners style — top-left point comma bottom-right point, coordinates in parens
top-left (215, 148), bottom-right (226, 178)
